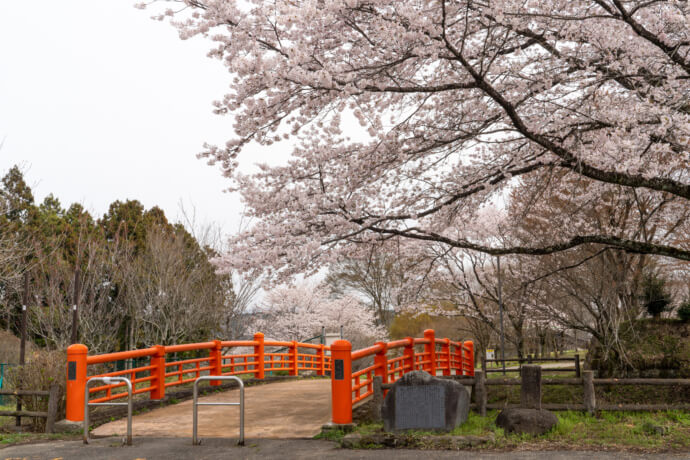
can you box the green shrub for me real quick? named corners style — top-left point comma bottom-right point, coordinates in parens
top-left (6, 349), bottom-right (66, 431)
top-left (641, 274), bottom-right (671, 318)
top-left (678, 301), bottom-right (690, 323)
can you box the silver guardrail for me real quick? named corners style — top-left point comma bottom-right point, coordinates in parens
top-left (84, 376), bottom-right (132, 446)
top-left (193, 375), bottom-right (244, 446)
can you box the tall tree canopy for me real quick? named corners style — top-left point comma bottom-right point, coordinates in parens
top-left (149, 0), bottom-right (690, 280)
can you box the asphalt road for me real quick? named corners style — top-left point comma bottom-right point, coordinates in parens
top-left (2, 437), bottom-right (689, 460)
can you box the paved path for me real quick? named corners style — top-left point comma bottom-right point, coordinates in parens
top-left (93, 378), bottom-right (331, 439)
top-left (2, 437), bottom-right (689, 460)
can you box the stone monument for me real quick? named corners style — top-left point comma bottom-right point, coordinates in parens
top-left (381, 370), bottom-right (470, 432)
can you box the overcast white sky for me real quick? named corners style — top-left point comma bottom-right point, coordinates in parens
top-left (0, 1), bottom-right (260, 233)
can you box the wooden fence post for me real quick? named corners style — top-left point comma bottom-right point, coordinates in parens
top-left (583, 370), bottom-right (596, 414)
top-left (330, 339), bottom-right (353, 424)
top-left (474, 370), bottom-right (487, 416)
top-left (45, 384), bottom-right (60, 433)
top-left (254, 333), bottom-right (265, 380)
top-left (65, 343), bottom-right (88, 422)
top-left (575, 354), bottom-right (581, 378)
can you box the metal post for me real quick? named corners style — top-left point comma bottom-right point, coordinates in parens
top-left (84, 376), bottom-right (132, 445)
top-left (340, 325), bottom-right (343, 340)
top-left (71, 269), bottom-right (81, 344)
top-left (497, 256), bottom-right (506, 376)
top-left (16, 271), bottom-right (28, 427)
top-left (321, 326), bottom-right (325, 345)
top-left (193, 376), bottom-right (244, 446)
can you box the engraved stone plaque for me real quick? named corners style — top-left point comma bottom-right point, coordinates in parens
top-left (395, 385), bottom-right (445, 430)
top-left (381, 370), bottom-right (470, 432)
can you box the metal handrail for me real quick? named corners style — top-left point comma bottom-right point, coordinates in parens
top-left (84, 376), bottom-right (132, 446)
top-left (193, 375), bottom-right (244, 446)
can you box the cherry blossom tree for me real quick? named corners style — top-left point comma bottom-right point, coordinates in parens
top-left (145, 0), bottom-right (690, 281)
top-left (252, 282), bottom-right (386, 346)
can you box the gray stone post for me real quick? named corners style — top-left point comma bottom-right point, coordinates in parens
top-left (372, 376), bottom-right (384, 422)
top-left (582, 370), bottom-right (595, 414)
top-left (520, 365), bottom-right (542, 409)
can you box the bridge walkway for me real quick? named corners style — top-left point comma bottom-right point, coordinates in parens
top-left (92, 378), bottom-right (331, 439)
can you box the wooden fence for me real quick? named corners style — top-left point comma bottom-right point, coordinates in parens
top-left (0, 384), bottom-right (60, 433)
top-left (455, 367), bottom-right (690, 415)
top-left (484, 355), bottom-right (581, 377)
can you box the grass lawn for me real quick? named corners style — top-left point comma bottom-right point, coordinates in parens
top-left (319, 410), bottom-right (690, 452)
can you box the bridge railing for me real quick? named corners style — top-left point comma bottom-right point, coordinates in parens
top-left (330, 329), bottom-right (474, 424)
top-left (65, 332), bottom-right (331, 422)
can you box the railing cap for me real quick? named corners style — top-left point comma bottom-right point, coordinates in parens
top-left (67, 344), bottom-right (88, 355)
top-left (331, 339), bottom-right (352, 351)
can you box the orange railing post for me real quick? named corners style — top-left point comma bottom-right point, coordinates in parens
top-left (66, 343), bottom-right (88, 422)
top-left (210, 339), bottom-right (222, 386)
top-left (254, 333), bottom-right (265, 380)
top-left (290, 341), bottom-right (299, 376)
top-left (403, 337), bottom-right (415, 374)
top-left (441, 338), bottom-right (451, 376)
top-left (373, 342), bottom-right (388, 385)
top-left (455, 342), bottom-right (463, 376)
top-left (464, 340), bottom-right (475, 376)
top-left (317, 344), bottom-right (326, 377)
top-left (150, 345), bottom-right (166, 400)
top-left (424, 329), bottom-right (436, 375)
top-left (330, 339), bottom-right (352, 424)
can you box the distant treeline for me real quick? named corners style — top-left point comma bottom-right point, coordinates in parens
top-left (0, 166), bottom-right (245, 355)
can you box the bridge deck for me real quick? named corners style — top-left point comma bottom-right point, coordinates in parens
top-left (92, 378), bottom-right (331, 439)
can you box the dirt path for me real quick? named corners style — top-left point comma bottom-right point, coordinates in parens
top-left (92, 378), bottom-right (331, 439)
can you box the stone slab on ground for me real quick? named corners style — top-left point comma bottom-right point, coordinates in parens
top-left (92, 378), bottom-right (331, 439)
top-left (53, 418), bottom-right (83, 433)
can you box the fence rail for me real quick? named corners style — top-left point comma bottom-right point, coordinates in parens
top-left (0, 385), bottom-right (60, 433)
top-left (66, 333), bottom-right (332, 422)
top-left (484, 354), bottom-right (581, 377)
top-left (470, 366), bottom-right (690, 415)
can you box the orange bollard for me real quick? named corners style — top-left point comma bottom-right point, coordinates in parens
top-left (254, 333), bottom-right (265, 380)
top-left (373, 342), bottom-right (388, 384)
top-left (150, 345), bottom-right (166, 400)
top-left (330, 339), bottom-right (352, 424)
top-left (424, 329), bottom-right (436, 376)
top-left (66, 344), bottom-right (88, 422)
top-left (464, 340), bottom-right (475, 376)
top-left (210, 339), bottom-right (223, 386)
top-left (441, 338), bottom-right (451, 376)
top-left (290, 341), bottom-right (299, 376)
top-left (403, 337), bottom-right (415, 374)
